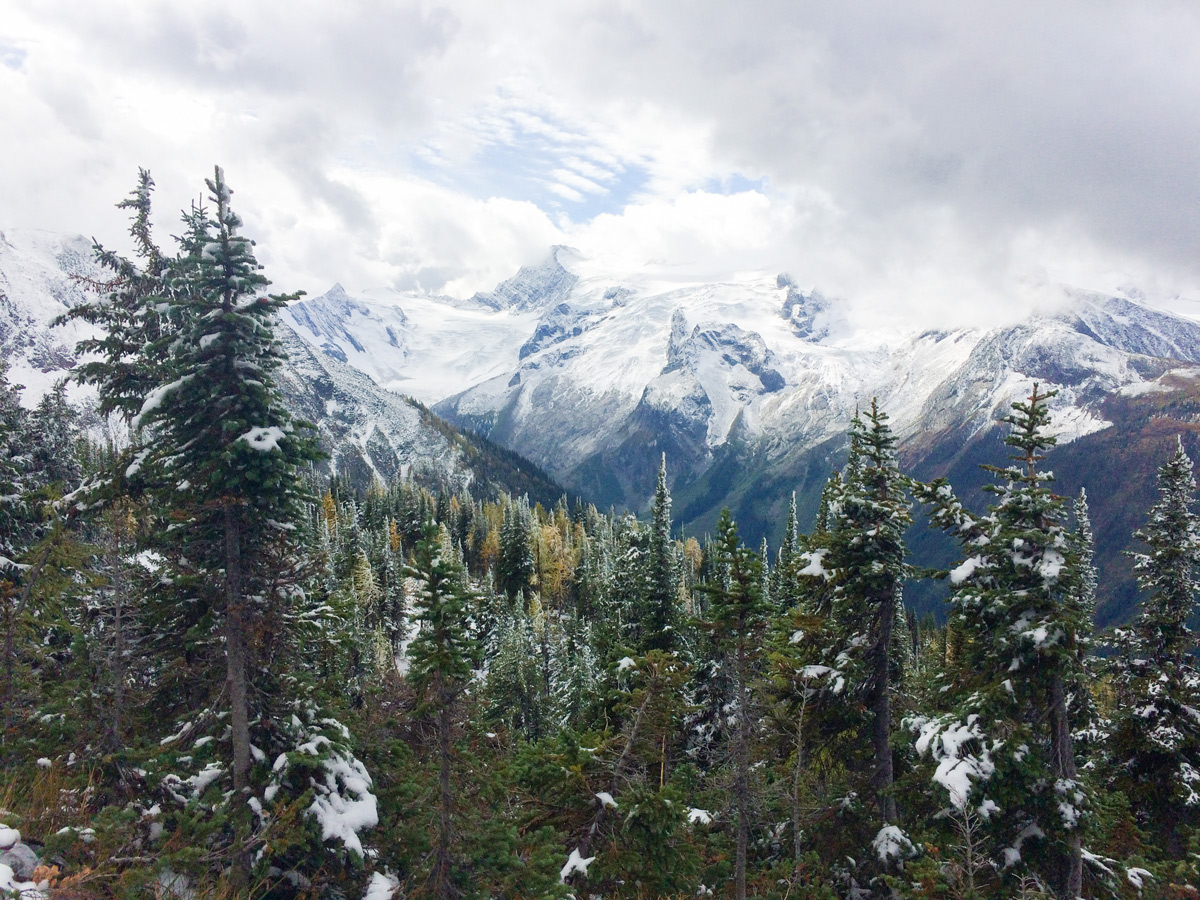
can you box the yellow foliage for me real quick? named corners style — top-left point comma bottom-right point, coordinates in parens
top-left (321, 491), bottom-right (337, 535)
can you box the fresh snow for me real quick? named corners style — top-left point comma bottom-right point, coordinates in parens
top-left (240, 425), bottom-right (288, 452)
top-left (305, 749), bottom-right (379, 858)
top-left (0, 863), bottom-right (45, 899)
top-left (797, 549), bottom-right (830, 579)
top-left (559, 847), bottom-right (596, 881)
top-left (949, 555), bottom-right (982, 585)
top-left (361, 871), bottom-right (399, 900)
top-left (872, 825), bottom-right (914, 862)
top-left (1127, 867), bottom-right (1154, 889)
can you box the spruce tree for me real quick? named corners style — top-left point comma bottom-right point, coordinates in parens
top-left (89, 167), bottom-right (342, 887)
top-left (56, 169), bottom-right (179, 423)
top-left (1108, 438), bottom-right (1200, 857)
top-left (643, 453), bottom-right (679, 651)
top-left (914, 385), bottom-right (1090, 898)
top-left (773, 491), bottom-right (803, 610)
top-left (406, 519), bottom-right (476, 898)
top-left (497, 497), bottom-right (535, 600)
top-left (826, 400), bottom-right (912, 837)
top-left (703, 509), bottom-right (767, 900)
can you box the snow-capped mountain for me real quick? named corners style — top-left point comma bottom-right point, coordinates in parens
top-left (281, 247), bottom-right (1200, 509)
top-left (0, 229), bottom-right (105, 406)
top-left (0, 229), bottom-right (563, 503)
top-left (10, 228), bottom-right (1200, 622)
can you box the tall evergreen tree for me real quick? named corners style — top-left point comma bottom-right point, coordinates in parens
top-left (497, 497), bottom-right (535, 600)
top-left (135, 166), bottom-right (319, 801)
top-left (1108, 438), bottom-right (1200, 856)
top-left (915, 385), bottom-right (1090, 898)
top-left (826, 400), bottom-right (912, 835)
top-left (643, 453), bottom-right (679, 651)
top-left (91, 167), bottom-right (335, 887)
top-left (406, 520), bottom-right (477, 898)
top-left (56, 169), bottom-right (179, 423)
top-left (773, 491), bottom-right (803, 610)
top-left (703, 509), bottom-right (767, 900)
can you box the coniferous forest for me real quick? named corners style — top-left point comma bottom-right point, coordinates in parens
top-left (3, 171), bottom-right (1200, 900)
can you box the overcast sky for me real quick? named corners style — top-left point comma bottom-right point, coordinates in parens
top-left (3, 1), bottom-right (1199, 328)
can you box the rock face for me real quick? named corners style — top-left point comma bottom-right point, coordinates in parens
top-left (0, 841), bottom-right (39, 880)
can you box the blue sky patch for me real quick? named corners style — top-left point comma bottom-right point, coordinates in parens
top-left (413, 114), bottom-right (651, 223)
top-left (0, 42), bottom-right (27, 71)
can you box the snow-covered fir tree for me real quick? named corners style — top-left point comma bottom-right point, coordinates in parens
top-left (914, 384), bottom-right (1091, 898)
top-left (1107, 437), bottom-right (1200, 857)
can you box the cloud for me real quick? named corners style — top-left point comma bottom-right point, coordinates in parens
top-left (1, 1), bottom-right (1198, 326)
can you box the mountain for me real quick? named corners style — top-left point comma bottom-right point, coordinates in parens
top-left (0, 228), bottom-right (566, 507)
top-left (10, 227), bottom-right (1200, 623)
top-left (281, 250), bottom-right (1200, 623)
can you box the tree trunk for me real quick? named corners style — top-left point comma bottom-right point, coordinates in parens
top-left (432, 671), bottom-right (454, 899)
top-left (108, 510), bottom-right (128, 748)
top-left (792, 687), bottom-right (809, 866)
top-left (734, 639), bottom-right (750, 900)
top-left (1048, 671), bottom-right (1082, 899)
top-left (871, 590), bottom-right (898, 826)
top-left (223, 505), bottom-right (253, 891)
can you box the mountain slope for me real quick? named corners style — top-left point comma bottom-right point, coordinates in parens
top-left (0, 228), bottom-right (566, 505)
top-left (280, 250), bottom-right (1200, 624)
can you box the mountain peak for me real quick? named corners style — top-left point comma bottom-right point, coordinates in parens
top-left (470, 247), bottom-right (580, 312)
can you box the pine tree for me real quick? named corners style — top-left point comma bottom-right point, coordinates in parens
top-left (1108, 438), bottom-right (1200, 857)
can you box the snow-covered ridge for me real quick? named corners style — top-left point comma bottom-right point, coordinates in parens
top-left (273, 245), bottom-right (1200, 510)
top-left (0, 228), bottom-right (487, 492)
top-left (8, 229), bottom-right (1200, 518)
top-left (0, 228), bottom-right (104, 407)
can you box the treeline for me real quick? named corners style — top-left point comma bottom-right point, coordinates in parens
top-left (1, 171), bottom-right (1198, 900)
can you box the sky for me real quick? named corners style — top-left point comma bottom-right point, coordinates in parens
top-left (2, 1), bottom-right (1199, 330)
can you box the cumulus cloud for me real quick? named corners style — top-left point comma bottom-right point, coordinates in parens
top-left (1, 0), bottom-right (1198, 326)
